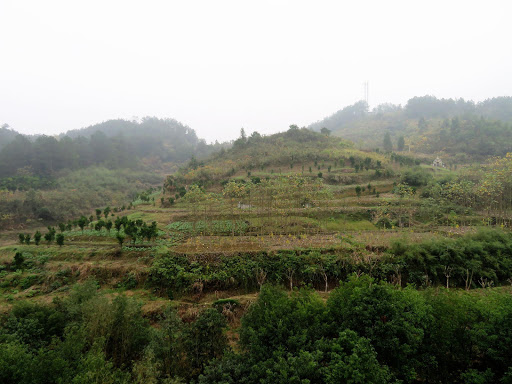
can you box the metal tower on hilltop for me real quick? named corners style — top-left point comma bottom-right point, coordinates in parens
top-left (363, 81), bottom-right (369, 106)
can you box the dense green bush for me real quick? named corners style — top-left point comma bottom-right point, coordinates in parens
top-left (148, 251), bottom-right (345, 295)
top-left (201, 281), bottom-right (512, 383)
top-left (327, 276), bottom-right (430, 381)
top-left (201, 285), bottom-right (391, 384)
top-left (390, 229), bottom-right (512, 288)
top-left (148, 229), bottom-right (512, 296)
top-left (400, 166), bottom-right (432, 187)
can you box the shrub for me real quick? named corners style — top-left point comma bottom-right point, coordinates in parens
top-left (400, 167), bottom-right (432, 187)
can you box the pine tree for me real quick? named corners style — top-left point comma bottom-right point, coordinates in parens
top-left (383, 132), bottom-right (393, 152)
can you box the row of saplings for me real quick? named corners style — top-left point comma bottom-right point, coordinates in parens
top-left (113, 216), bottom-right (159, 246)
top-left (18, 228), bottom-right (64, 247)
top-left (15, 203), bottom-right (129, 246)
top-left (17, 215), bottom-right (159, 248)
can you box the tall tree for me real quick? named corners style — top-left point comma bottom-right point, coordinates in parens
top-left (397, 136), bottom-right (405, 151)
top-left (78, 216), bottom-right (88, 233)
top-left (34, 231), bottom-right (42, 245)
top-left (56, 234), bottom-right (64, 247)
top-left (383, 132), bottom-right (393, 152)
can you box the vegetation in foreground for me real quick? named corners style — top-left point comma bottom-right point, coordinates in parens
top-left (1, 278), bottom-right (512, 383)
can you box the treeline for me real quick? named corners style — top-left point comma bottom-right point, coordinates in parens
top-left (148, 229), bottom-right (512, 295)
top-left (308, 100), bottom-right (369, 132)
top-left (2, 278), bottom-right (512, 383)
top-left (405, 95), bottom-right (512, 121)
top-left (308, 96), bottom-right (512, 159)
top-left (0, 131), bottom-right (137, 178)
top-left (0, 117), bottom-right (225, 179)
top-left (13, 214), bottom-right (159, 249)
top-left (62, 117), bottom-right (219, 162)
top-left (17, 227), bottom-right (64, 247)
top-left (389, 229), bottom-right (512, 289)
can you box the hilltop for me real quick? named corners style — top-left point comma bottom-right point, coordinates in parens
top-left (62, 117), bottom-right (227, 163)
top-left (309, 96), bottom-right (512, 162)
top-left (172, 126), bottom-right (388, 189)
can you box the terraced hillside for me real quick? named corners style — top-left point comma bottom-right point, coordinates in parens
top-left (2, 127), bottom-right (512, 383)
top-left (2, 128), bottom-right (510, 307)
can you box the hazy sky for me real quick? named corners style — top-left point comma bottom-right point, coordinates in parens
top-left (1, 0), bottom-right (511, 142)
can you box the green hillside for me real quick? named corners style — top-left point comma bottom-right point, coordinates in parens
top-left (309, 96), bottom-right (512, 162)
top-left (171, 126), bottom-right (388, 188)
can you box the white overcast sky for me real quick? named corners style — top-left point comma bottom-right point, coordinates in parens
top-left (1, 0), bottom-right (511, 142)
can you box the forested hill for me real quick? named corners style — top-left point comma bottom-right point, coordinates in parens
top-left (62, 117), bottom-right (226, 162)
top-left (0, 117), bottom-right (226, 179)
top-left (64, 117), bottom-right (195, 145)
top-left (309, 96), bottom-right (512, 160)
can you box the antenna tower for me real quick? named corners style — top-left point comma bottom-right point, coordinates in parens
top-left (363, 81), bottom-right (369, 106)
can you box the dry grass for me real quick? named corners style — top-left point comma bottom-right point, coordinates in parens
top-left (171, 233), bottom-right (347, 254)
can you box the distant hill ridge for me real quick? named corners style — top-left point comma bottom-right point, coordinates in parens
top-left (308, 96), bottom-right (512, 159)
top-left (309, 96), bottom-right (512, 132)
top-left (62, 117), bottom-right (195, 139)
top-left (0, 117), bottom-right (226, 179)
